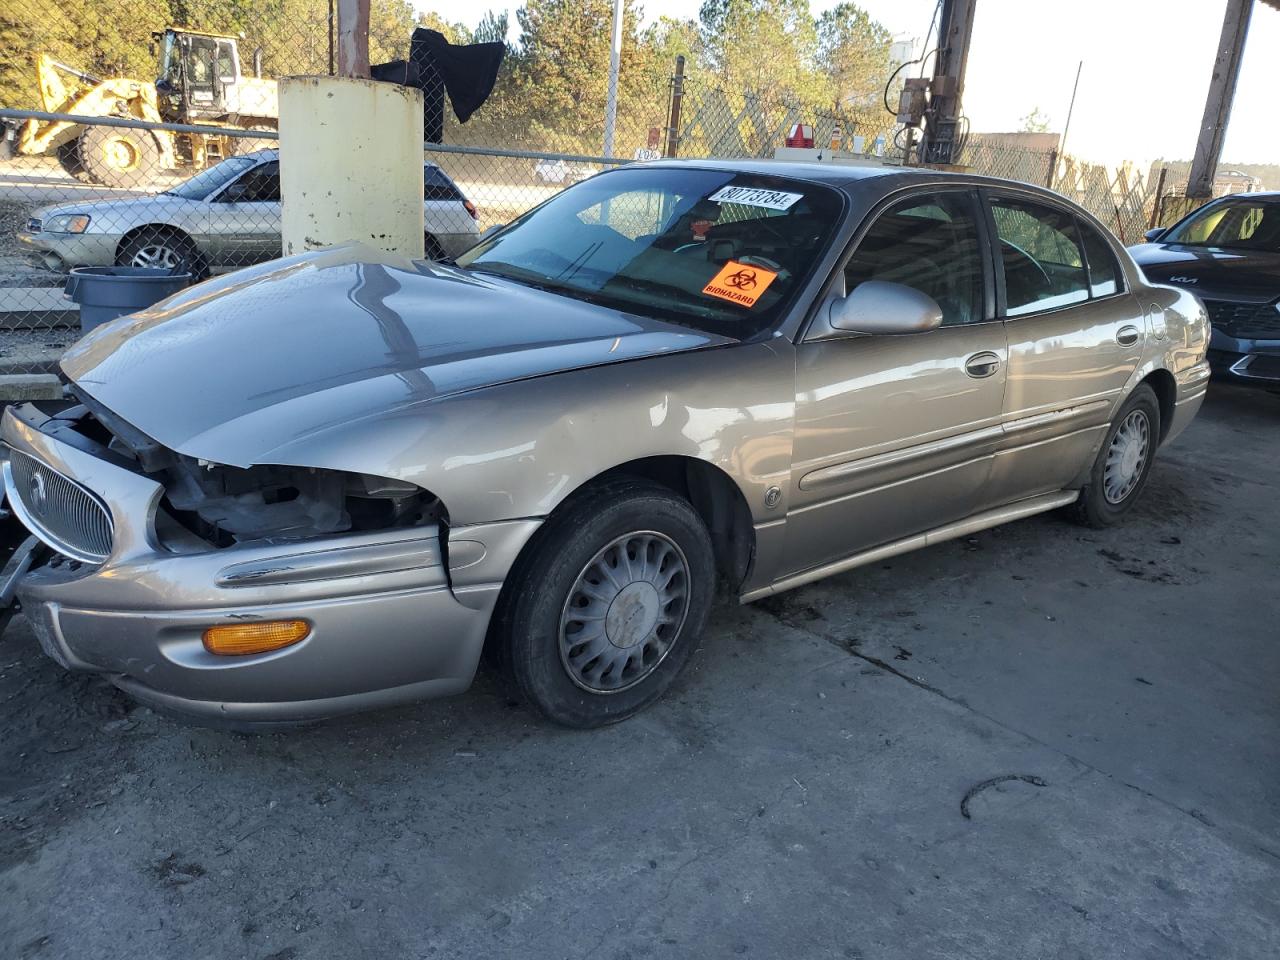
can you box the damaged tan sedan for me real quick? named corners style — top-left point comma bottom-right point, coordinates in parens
top-left (1, 161), bottom-right (1210, 728)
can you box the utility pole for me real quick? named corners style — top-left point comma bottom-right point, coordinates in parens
top-left (920, 0), bottom-right (978, 166)
top-left (664, 55), bottom-right (686, 158)
top-left (1187, 0), bottom-right (1252, 198)
top-left (1048, 59), bottom-right (1083, 188)
top-left (336, 0), bottom-right (371, 79)
top-left (603, 0), bottom-right (623, 157)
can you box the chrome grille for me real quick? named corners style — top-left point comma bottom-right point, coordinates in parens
top-left (7, 450), bottom-right (114, 562)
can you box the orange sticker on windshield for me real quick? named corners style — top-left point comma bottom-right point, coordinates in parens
top-left (702, 261), bottom-right (778, 307)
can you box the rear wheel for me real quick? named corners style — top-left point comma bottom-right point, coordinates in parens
top-left (1072, 384), bottom-right (1161, 527)
top-left (78, 126), bottom-right (162, 189)
top-left (494, 480), bottom-right (715, 728)
top-left (117, 228), bottom-right (201, 277)
top-left (424, 234), bottom-right (445, 261)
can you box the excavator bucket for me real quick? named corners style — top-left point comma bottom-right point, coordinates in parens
top-left (18, 54), bottom-right (175, 186)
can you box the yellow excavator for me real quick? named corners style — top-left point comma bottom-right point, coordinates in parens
top-left (13, 28), bottom-right (279, 188)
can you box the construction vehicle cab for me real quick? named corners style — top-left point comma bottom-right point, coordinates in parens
top-left (152, 28), bottom-right (275, 129)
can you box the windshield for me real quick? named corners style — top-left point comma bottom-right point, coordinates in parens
top-left (455, 166), bottom-right (843, 339)
top-left (164, 156), bottom-right (259, 200)
top-left (1165, 200), bottom-right (1280, 252)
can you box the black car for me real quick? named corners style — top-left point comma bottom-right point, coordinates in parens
top-left (1129, 192), bottom-right (1280, 390)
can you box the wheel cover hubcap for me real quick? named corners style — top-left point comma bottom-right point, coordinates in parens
top-left (559, 531), bottom-right (690, 693)
top-left (131, 244), bottom-right (180, 269)
top-left (1103, 409), bottom-right (1150, 504)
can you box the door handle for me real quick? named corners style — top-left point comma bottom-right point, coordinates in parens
top-left (1116, 325), bottom-right (1141, 346)
top-left (964, 351), bottom-right (1001, 379)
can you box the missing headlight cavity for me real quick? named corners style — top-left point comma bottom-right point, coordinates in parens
top-left (161, 460), bottom-right (443, 546)
top-left (62, 390), bottom-right (445, 547)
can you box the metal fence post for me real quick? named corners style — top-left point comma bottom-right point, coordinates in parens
top-left (1149, 167), bottom-right (1168, 230)
top-left (665, 55), bottom-right (686, 159)
top-left (1045, 148), bottom-right (1058, 188)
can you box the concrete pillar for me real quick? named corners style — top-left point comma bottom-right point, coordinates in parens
top-left (279, 76), bottom-right (425, 258)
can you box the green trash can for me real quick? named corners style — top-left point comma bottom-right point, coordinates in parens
top-left (65, 266), bottom-right (192, 334)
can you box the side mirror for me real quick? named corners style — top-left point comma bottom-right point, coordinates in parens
top-left (1143, 227), bottom-right (1166, 243)
top-left (828, 280), bottom-right (944, 335)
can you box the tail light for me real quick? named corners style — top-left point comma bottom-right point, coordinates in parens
top-left (463, 200), bottom-right (478, 220)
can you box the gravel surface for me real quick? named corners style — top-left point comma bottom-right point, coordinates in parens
top-left (1, 384), bottom-right (1278, 959)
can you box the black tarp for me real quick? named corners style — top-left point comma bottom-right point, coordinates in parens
top-left (371, 29), bottom-right (504, 143)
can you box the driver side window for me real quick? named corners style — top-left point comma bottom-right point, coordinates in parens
top-left (844, 191), bottom-right (984, 326)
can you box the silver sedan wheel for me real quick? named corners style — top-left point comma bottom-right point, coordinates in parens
top-left (1103, 409), bottom-right (1150, 504)
top-left (559, 531), bottom-right (690, 694)
top-left (129, 243), bottom-right (182, 269)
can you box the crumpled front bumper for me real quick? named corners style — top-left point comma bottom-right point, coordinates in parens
top-left (2, 403), bottom-right (538, 724)
top-left (16, 229), bottom-right (118, 271)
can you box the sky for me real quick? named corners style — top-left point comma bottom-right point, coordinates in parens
top-left (413, 0), bottom-right (1278, 167)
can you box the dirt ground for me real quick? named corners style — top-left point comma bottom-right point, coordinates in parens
top-left (1, 384), bottom-right (1277, 959)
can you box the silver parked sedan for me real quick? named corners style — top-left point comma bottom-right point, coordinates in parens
top-left (2, 160), bottom-right (1210, 728)
top-left (16, 149), bottom-right (480, 275)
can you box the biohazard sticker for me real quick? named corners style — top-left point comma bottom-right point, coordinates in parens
top-left (702, 261), bottom-right (779, 307)
top-left (707, 185), bottom-right (803, 210)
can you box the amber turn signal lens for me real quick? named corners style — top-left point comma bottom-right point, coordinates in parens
top-left (202, 620), bottom-right (310, 656)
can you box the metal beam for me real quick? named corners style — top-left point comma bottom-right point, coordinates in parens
top-left (921, 0), bottom-right (979, 166)
top-left (335, 0), bottom-right (370, 79)
top-left (1187, 0), bottom-right (1252, 198)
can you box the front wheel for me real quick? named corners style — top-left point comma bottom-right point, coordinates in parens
top-left (117, 228), bottom-right (201, 277)
top-left (1072, 383), bottom-right (1161, 527)
top-left (494, 480), bottom-right (715, 728)
top-left (77, 126), bottom-right (161, 189)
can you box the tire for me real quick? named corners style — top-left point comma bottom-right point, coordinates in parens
top-left (116, 228), bottom-right (201, 277)
top-left (78, 126), bottom-right (161, 189)
top-left (56, 140), bottom-right (87, 181)
top-left (494, 479), bottom-right (716, 728)
top-left (1072, 383), bottom-right (1161, 527)
top-left (424, 234), bottom-right (445, 261)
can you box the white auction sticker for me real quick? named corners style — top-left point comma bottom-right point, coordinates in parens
top-left (707, 185), bottom-right (803, 211)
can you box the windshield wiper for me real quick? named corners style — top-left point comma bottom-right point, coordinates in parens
top-left (466, 263), bottom-right (604, 302)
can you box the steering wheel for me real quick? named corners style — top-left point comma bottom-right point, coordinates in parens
top-left (999, 238), bottom-right (1052, 296)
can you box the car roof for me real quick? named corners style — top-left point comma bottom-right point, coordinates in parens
top-left (640, 157), bottom-right (906, 187)
top-left (1198, 191), bottom-right (1280, 202)
top-left (241, 147), bottom-right (441, 170)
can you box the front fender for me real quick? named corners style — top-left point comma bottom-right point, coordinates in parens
top-left (257, 340), bottom-right (797, 528)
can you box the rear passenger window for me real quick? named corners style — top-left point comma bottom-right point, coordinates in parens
top-left (844, 191), bottom-right (984, 326)
top-left (990, 197), bottom-right (1088, 316)
top-left (424, 167), bottom-right (462, 202)
top-left (1077, 220), bottom-right (1122, 297)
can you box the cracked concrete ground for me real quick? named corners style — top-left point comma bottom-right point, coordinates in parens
top-left (1, 384), bottom-right (1277, 959)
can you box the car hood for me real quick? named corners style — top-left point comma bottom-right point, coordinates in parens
top-left (62, 245), bottom-right (733, 467)
top-left (1128, 242), bottom-right (1280, 302)
top-left (32, 192), bottom-right (200, 222)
